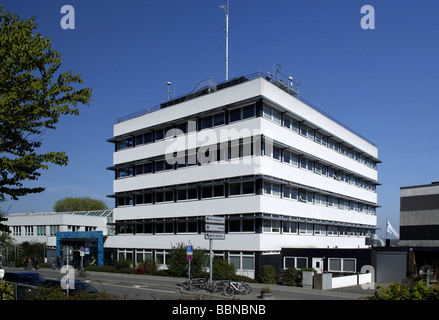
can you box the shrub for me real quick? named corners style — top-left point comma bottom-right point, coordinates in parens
top-left (135, 259), bottom-right (157, 275)
top-left (167, 243), bottom-right (207, 277)
top-left (0, 281), bottom-right (15, 300)
top-left (85, 265), bottom-right (118, 273)
top-left (258, 265), bottom-right (277, 284)
top-left (117, 259), bottom-right (133, 270)
top-left (212, 259), bottom-right (236, 280)
top-left (26, 286), bottom-right (113, 300)
top-left (280, 268), bottom-right (299, 286)
top-left (367, 281), bottom-right (439, 300)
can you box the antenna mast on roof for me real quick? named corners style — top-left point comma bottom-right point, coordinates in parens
top-left (220, 0), bottom-right (229, 81)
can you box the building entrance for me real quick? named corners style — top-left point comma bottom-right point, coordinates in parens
top-left (56, 231), bottom-right (104, 266)
top-left (59, 238), bottom-right (98, 267)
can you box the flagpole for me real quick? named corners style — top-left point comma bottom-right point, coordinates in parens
top-left (385, 219), bottom-right (388, 240)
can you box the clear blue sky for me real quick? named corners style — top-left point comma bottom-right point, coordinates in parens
top-left (2, 0), bottom-right (439, 237)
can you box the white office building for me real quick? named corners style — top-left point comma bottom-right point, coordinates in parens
top-left (106, 72), bottom-right (380, 278)
top-left (4, 210), bottom-right (113, 265)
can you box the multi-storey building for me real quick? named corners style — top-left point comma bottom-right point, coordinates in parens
top-left (106, 72), bottom-right (380, 278)
top-left (400, 182), bottom-right (439, 247)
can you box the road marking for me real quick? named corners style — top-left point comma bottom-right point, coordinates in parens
top-left (102, 282), bottom-right (176, 294)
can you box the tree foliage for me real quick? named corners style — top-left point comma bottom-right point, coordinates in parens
top-left (0, 5), bottom-right (92, 201)
top-left (53, 197), bottom-right (108, 212)
top-left (0, 208), bottom-right (8, 233)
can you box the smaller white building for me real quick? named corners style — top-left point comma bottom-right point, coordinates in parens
top-left (4, 210), bottom-right (113, 249)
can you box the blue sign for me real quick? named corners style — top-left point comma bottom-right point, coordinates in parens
top-left (186, 245), bottom-right (193, 255)
top-left (85, 247), bottom-right (90, 254)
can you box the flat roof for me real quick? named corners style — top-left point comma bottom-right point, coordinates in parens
top-left (8, 210), bottom-right (113, 218)
top-left (400, 182), bottom-right (439, 190)
top-left (113, 71), bottom-right (375, 147)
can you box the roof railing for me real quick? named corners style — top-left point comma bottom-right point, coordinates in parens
top-left (116, 71), bottom-right (375, 146)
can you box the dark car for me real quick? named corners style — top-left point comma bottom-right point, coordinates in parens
top-left (3, 272), bottom-right (46, 286)
top-left (41, 279), bottom-right (98, 295)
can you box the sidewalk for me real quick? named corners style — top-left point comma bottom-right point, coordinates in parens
top-left (169, 277), bottom-right (381, 300)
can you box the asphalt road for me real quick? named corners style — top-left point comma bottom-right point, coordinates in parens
top-left (2, 266), bottom-right (377, 300)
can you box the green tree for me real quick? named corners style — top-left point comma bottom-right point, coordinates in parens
top-left (53, 197), bottom-right (108, 212)
top-left (0, 208), bottom-right (9, 233)
top-left (0, 6), bottom-right (92, 203)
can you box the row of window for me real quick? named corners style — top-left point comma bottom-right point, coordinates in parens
top-left (116, 178), bottom-right (376, 215)
top-left (284, 257), bottom-right (356, 273)
top-left (118, 248), bottom-right (357, 274)
top-left (10, 225), bottom-right (97, 236)
top-left (116, 137), bottom-right (259, 179)
top-left (262, 105), bottom-right (377, 170)
top-left (266, 145), bottom-right (377, 193)
top-left (116, 136), bottom-right (376, 194)
top-left (118, 249), bottom-right (255, 272)
top-left (116, 104), bottom-right (257, 151)
top-left (116, 216), bottom-right (373, 237)
top-left (114, 102), bottom-right (377, 172)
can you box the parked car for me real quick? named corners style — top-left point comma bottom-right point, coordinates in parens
top-left (41, 279), bottom-right (98, 295)
top-left (3, 272), bottom-right (47, 300)
top-left (3, 272), bottom-right (46, 286)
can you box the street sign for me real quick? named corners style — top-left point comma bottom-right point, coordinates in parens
top-left (204, 216), bottom-right (226, 285)
top-left (205, 216), bottom-right (225, 224)
top-left (205, 232), bottom-right (225, 240)
top-left (186, 255), bottom-right (193, 261)
top-left (80, 247), bottom-right (85, 252)
top-left (85, 247), bottom-right (90, 255)
top-left (205, 224), bottom-right (225, 232)
top-left (186, 245), bottom-right (193, 255)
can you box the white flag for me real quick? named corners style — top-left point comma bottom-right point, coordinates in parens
top-left (386, 220), bottom-right (400, 239)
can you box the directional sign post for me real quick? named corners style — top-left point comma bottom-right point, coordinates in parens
top-left (205, 216), bottom-right (226, 284)
top-left (205, 224), bottom-right (225, 232)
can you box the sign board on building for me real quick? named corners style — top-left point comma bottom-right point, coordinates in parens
top-left (205, 232), bottom-right (225, 240)
top-left (205, 224), bottom-right (225, 232)
top-left (205, 216), bottom-right (225, 241)
top-left (205, 216), bottom-right (225, 224)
